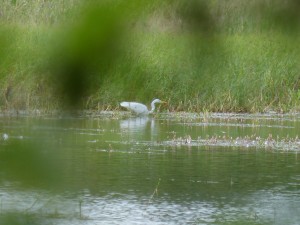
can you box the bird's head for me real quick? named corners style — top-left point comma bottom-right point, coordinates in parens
top-left (152, 99), bottom-right (167, 104)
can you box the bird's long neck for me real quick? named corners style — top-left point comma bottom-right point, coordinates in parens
top-left (149, 101), bottom-right (156, 114)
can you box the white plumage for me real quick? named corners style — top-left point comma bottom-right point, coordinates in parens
top-left (120, 99), bottom-right (165, 115)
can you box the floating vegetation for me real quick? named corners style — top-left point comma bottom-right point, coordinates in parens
top-left (1, 111), bottom-right (300, 153)
top-left (106, 133), bottom-right (300, 152)
top-left (166, 134), bottom-right (300, 152)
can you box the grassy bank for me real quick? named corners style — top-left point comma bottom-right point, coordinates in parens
top-left (95, 32), bottom-right (300, 112)
top-left (0, 0), bottom-right (300, 112)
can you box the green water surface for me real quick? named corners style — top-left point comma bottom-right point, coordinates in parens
top-left (0, 112), bottom-right (299, 224)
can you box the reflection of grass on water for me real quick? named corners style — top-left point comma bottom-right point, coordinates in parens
top-left (0, 198), bottom-right (90, 225)
top-left (0, 211), bottom-right (90, 225)
top-left (215, 218), bottom-right (272, 225)
top-left (212, 209), bottom-right (273, 225)
top-left (0, 212), bottom-right (41, 225)
top-left (149, 178), bottom-right (161, 203)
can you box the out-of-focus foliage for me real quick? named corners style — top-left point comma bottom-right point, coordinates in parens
top-left (48, 0), bottom-right (160, 108)
top-left (50, 2), bottom-right (126, 107)
top-left (0, 139), bottom-right (62, 188)
top-left (265, 0), bottom-right (300, 34)
top-left (0, 212), bottom-right (41, 225)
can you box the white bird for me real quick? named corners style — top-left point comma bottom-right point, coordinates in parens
top-left (120, 99), bottom-right (166, 115)
top-left (2, 133), bottom-right (9, 140)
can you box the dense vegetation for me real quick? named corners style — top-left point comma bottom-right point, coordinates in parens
top-left (0, 0), bottom-right (299, 112)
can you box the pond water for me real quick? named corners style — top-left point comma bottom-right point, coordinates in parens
top-left (0, 112), bottom-right (300, 225)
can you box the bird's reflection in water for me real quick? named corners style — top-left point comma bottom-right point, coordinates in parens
top-left (120, 117), bottom-right (159, 141)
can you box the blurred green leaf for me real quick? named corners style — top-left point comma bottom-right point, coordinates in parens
top-left (0, 212), bottom-right (41, 225)
top-left (50, 1), bottom-right (135, 108)
top-left (0, 140), bottom-right (62, 188)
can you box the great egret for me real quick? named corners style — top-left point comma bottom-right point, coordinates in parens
top-left (120, 99), bottom-right (166, 115)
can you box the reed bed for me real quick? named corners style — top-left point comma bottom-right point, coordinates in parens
top-left (0, 0), bottom-right (299, 112)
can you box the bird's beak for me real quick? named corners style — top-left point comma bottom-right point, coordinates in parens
top-left (161, 101), bottom-right (167, 104)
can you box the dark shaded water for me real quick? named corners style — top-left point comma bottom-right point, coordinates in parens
top-left (0, 112), bottom-right (299, 224)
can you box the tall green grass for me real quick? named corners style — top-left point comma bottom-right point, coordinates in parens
top-left (0, 0), bottom-right (299, 112)
top-left (94, 32), bottom-right (300, 112)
